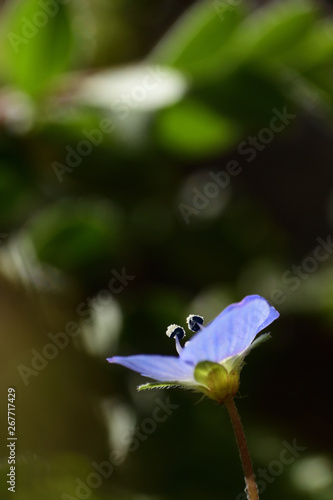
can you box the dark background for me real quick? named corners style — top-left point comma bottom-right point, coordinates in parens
top-left (0, 0), bottom-right (333, 499)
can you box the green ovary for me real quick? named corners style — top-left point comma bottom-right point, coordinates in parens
top-left (194, 361), bottom-right (240, 404)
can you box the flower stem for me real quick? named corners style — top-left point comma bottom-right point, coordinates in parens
top-left (225, 397), bottom-right (259, 500)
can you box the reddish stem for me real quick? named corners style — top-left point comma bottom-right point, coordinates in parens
top-left (225, 398), bottom-right (259, 500)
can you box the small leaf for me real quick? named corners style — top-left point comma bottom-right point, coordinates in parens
top-left (138, 382), bottom-right (185, 391)
top-left (222, 333), bottom-right (271, 372)
top-left (248, 332), bottom-right (271, 350)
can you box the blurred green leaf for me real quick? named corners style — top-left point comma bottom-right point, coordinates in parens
top-left (0, 163), bottom-right (35, 224)
top-left (238, 0), bottom-right (319, 60)
top-left (192, 63), bottom-right (288, 126)
top-left (276, 19), bottom-right (333, 72)
top-left (27, 199), bottom-right (122, 273)
top-left (151, 0), bottom-right (245, 81)
top-left (0, 0), bottom-right (73, 96)
top-left (154, 97), bottom-right (240, 157)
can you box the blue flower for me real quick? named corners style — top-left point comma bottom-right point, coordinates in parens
top-left (107, 295), bottom-right (279, 403)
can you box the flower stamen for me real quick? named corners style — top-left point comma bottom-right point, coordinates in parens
top-left (166, 324), bottom-right (186, 355)
top-left (186, 314), bottom-right (204, 332)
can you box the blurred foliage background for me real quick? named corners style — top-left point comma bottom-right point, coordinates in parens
top-left (1, 0), bottom-right (333, 499)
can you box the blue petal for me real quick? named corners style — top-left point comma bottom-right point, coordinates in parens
top-left (107, 355), bottom-right (195, 382)
top-left (180, 295), bottom-right (279, 365)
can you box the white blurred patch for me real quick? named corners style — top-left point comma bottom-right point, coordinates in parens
top-left (100, 398), bottom-right (136, 457)
top-left (0, 232), bottom-right (69, 293)
top-left (0, 89), bottom-right (35, 134)
top-left (78, 64), bottom-right (188, 112)
top-left (290, 455), bottom-right (333, 492)
top-left (81, 295), bottom-right (122, 357)
top-left (178, 169), bottom-right (231, 223)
